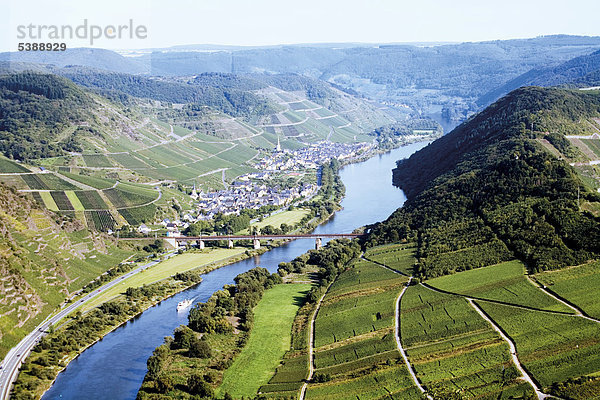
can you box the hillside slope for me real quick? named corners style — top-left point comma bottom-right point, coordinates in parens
top-left (0, 183), bottom-right (131, 358)
top-left (368, 87), bottom-right (600, 276)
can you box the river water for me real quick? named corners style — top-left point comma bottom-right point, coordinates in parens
top-left (41, 141), bottom-right (430, 400)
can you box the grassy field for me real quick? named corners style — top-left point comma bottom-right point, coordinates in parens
top-left (81, 249), bottom-right (246, 311)
top-left (364, 243), bottom-right (417, 275)
top-left (60, 172), bottom-right (115, 189)
top-left (0, 157), bottom-right (30, 173)
top-left (326, 258), bottom-right (405, 298)
top-left (38, 191), bottom-right (58, 211)
top-left (65, 191), bottom-right (85, 211)
top-left (82, 154), bottom-right (114, 168)
top-left (118, 203), bottom-right (157, 225)
top-left (22, 173), bottom-right (78, 190)
top-left (246, 208), bottom-right (310, 232)
top-left (479, 301), bottom-right (600, 389)
top-left (216, 283), bottom-right (311, 398)
top-left (103, 183), bottom-right (159, 208)
top-left (534, 261), bottom-right (600, 319)
top-left (427, 260), bottom-right (574, 313)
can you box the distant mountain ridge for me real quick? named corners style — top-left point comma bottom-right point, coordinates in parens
top-left (477, 49), bottom-right (600, 106)
top-left (4, 36), bottom-right (600, 115)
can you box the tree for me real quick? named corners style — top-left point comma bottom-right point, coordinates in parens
top-left (173, 325), bottom-right (196, 350)
top-left (189, 337), bottom-right (212, 358)
top-left (156, 375), bottom-right (174, 394)
top-left (146, 355), bottom-right (162, 381)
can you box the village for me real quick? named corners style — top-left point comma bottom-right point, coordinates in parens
top-left (135, 139), bottom-right (372, 236)
top-left (255, 139), bottom-right (374, 171)
top-left (193, 181), bottom-right (318, 220)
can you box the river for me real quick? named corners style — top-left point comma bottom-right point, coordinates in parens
top-left (41, 141), bottom-right (430, 400)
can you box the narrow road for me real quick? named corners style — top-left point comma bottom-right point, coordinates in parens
top-left (467, 299), bottom-right (554, 400)
top-left (363, 255), bottom-right (432, 398)
top-left (0, 251), bottom-right (178, 400)
top-left (526, 276), bottom-right (600, 324)
top-left (394, 280), bottom-right (432, 399)
top-left (299, 283), bottom-right (332, 400)
top-left (420, 283), bottom-right (557, 400)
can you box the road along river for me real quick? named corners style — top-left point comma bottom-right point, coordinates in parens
top-left (40, 141), bottom-right (430, 400)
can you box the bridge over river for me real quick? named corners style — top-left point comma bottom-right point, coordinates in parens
top-left (121, 233), bottom-right (365, 250)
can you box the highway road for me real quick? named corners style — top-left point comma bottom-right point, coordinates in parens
top-left (0, 250), bottom-right (177, 400)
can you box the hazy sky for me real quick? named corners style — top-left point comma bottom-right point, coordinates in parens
top-left (2, 0), bottom-right (600, 51)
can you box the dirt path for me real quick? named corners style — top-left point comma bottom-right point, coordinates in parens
top-left (363, 256), bottom-right (431, 398)
top-left (394, 279), bottom-right (432, 399)
top-left (299, 283), bottom-right (332, 400)
top-left (420, 283), bottom-right (559, 400)
top-left (466, 298), bottom-right (554, 400)
top-left (526, 276), bottom-right (600, 324)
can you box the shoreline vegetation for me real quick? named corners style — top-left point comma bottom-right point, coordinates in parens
top-left (136, 237), bottom-right (361, 400)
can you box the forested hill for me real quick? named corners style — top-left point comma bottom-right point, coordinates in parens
top-left (57, 68), bottom-right (275, 118)
top-left (367, 87), bottom-right (600, 277)
top-left (0, 72), bottom-right (94, 160)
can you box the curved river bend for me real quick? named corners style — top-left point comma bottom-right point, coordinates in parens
top-left (42, 142), bottom-right (429, 400)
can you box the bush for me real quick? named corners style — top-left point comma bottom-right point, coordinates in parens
top-left (189, 337), bottom-right (212, 358)
top-left (187, 374), bottom-right (213, 397)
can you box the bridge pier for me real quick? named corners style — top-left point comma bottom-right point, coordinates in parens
top-left (228, 239), bottom-right (234, 249)
top-left (253, 238), bottom-right (260, 250)
top-left (197, 240), bottom-right (205, 250)
top-left (315, 237), bottom-right (322, 250)
top-left (165, 238), bottom-right (177, 248)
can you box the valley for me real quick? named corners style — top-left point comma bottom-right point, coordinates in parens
top-left (2, 31), bottom-right (600, 400)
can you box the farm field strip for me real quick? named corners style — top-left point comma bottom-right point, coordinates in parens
top-left (533, 261), bottom-right (600, 321)
top-left (477, 300), bottom-right (600, 390)
top-left (0, 157), bottom-right (30, 173)
top-left (426, 260), bottom-right (574, 313)
top-left (300, 252), bottom-right (421, 399)
top-left (401, 283), bottom-right (536, 398)
top-left (422, 269), bottom-right (600, 397)
top-left (364, 244), bottom-right (417, 276)
top-left (466, 297), bottom-right (548, 399)
top-left (299, 282), bottom-right (332, 400)
top-left (304, 365), bottom-right (423, 400)
top-left (395, 278), bottom-right (431, 399)
top-left (526, 275), bottom-right (600, 323)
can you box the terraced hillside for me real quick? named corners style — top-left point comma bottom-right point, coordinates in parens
top-left (0, 70), bottom-right (411, 228)
top-left (264, 244), bottom-right (579, 400)
top-left (0, 183), bottom-right (133, 358)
